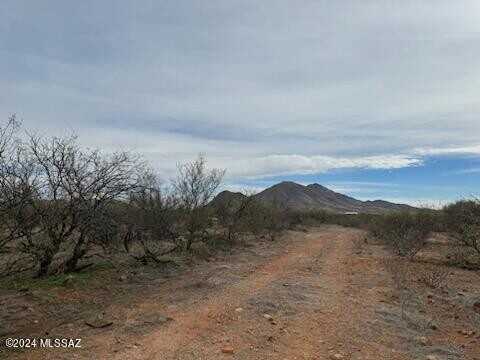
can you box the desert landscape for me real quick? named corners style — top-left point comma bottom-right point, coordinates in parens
top-left (2, 1), bottom-right (480, 359)
top-left (1, 156), bottom-right (479, 359)
top-left (2, 224), bottom-right (480, 360)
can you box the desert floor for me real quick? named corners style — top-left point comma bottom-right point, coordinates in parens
top-left (2, 226), bottom-right (479, 360)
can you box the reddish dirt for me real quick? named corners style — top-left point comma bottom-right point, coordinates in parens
top-left (106, 227), bottom-right (390, 360)
top-left (5, 226), bottom-right (480, 359)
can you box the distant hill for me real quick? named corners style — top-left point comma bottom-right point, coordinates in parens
top-left (209, 190), bottom-right (248, 209)
top-left (213, 181), bottom-right (415, 214)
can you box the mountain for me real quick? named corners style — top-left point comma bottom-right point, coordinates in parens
top-left (209, 190), bottom-right (248, 209)
top-left (213, 182), bottom-right (415, 214)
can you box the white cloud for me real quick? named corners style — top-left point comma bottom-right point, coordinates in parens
top-left (414, 145), bottom-right (480, 156)
top-left (324, 181), bottom-right (402, 196)
top-left (327, 181), bottom-right (401, 188)
top-left (222, 154), bottom-right (422, 179)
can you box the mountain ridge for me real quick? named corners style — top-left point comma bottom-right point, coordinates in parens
top-left (213, 181), bottom-right (415, 214)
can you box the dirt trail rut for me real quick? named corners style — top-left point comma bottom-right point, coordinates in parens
top-left (83, 226), bottom-right (405, 360)
top-left (20, 226), bottom-right (416, 360)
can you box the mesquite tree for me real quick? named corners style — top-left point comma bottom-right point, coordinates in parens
top-left (122, 172), bottom-right (180, 263)
top-left (28, 134), bottom-right (143, 274)
top-left (0, 117), bottom-right (144, 276)
top-left (173, 155), bottom-right (225, 250)
top-left (214, 191), bottom-right (258, 242)
top-left (0, 116), bottom-right (40, 274)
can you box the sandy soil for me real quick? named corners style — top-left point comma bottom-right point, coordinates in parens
top-left (3, 226), bottom-right (480, 360)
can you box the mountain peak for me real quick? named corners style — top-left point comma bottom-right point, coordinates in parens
top-left (211, 181), bottom-right (415, 214)
top-left (306, 183), bottom-right (329, 191)
top-left (275, 181), bottom-right (304, 187)
top-left (210, 190), bottom-right (247, 208)
top-left (253, 181), bottom-right (414, 214)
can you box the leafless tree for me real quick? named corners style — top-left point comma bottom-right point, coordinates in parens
top-left (0, 115), bottom-right (20, 253)
top-left (31, 135), bottom-right (143, 274)
top-left (0, 115), bottom-right (39, 272)
top-left (173, 155), bottom-right (225, 250)
top-left (214, 191), bottom-right (258, 242)
top-left (0, 118), bottom-right (145, 276)
top-left (122, 171), bottom-right (180, 264)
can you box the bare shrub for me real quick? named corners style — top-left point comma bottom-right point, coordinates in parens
top-left (259, 201), bottom-right (290, 241)
top-left (383, 257), bottom-right (415, 319)
top-left (0, 117), bottom-right (46, 276)
top-left (238, 198), bottom-right (272, 237)
top-left (447, 244), bottom-right (479, 270)
top-left (215, 195), bottom-right (290, 242)
top-left (214, 191), bottom-right (258, 243)
top-left (287, 210), bottom-right (380, 231)
top-left (286, 209), bottom-right (329, 228)
top-left (173, 155), bottom-right (225, 250)
top-left (370, 211), bottom-right (434, 259)
top-left (122, 172), bottom-right (180, 264)
top-left (417, 265), bottom-right (449, 289)
top-left (0, 115), bottom-right (35, 256)
top-left (0, 118), bottom-right (144, 277)
top-left (29, 135), bottom-right (143, 275)
top-left (444, 200), bottom-right (480, 263)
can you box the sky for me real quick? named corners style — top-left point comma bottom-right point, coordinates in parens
top-left (1, 1), bottom-right (480, 206)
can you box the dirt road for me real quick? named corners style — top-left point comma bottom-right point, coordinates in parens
top-left (10, 226), bottom-right (476, 359)
top-left (72, 226), bottom-right (405, 360)
top-left (108, 227), bottom-right (382, 360)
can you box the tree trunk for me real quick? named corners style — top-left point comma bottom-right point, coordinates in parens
top-left (65, 233), bottom-right (86, 273)
top-left (186, 234), bottom-right (193, 251)
top-left (36, 254), bottom-right (53, 277)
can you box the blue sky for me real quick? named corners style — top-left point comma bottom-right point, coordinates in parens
top-left (234, 155), bottom-right (480, 207)
top-left (1, 1), bottom-right (480, 205)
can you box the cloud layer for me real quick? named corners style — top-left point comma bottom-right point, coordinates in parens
top-left (220, 154), bottom-right (422, 179)
top-left (1, 1), bottom-right (480, 185)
